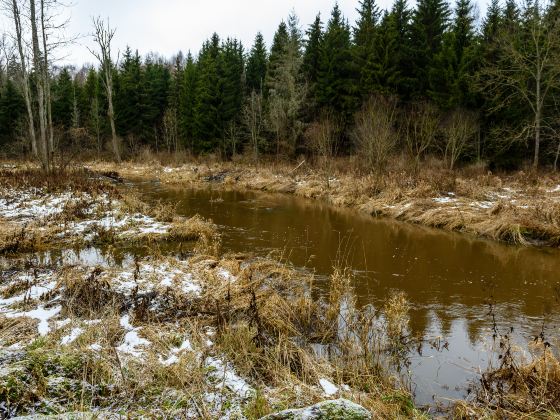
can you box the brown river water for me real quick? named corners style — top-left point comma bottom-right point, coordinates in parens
top-left (36, 180), bottom-right (560, 407)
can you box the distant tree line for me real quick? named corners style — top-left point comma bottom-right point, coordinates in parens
top-left (3, 0), bottom-right (560, 170)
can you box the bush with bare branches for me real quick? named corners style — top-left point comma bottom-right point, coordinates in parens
top-left (353, 95), bottom-right (398, 172)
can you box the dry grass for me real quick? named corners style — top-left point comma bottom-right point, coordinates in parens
top-left (168, 215), bottom-right (222, 256)
top-left (454, 340), bottom-right (560, 418)
top-left (85, 154), bottom-right (560, 248)
top-left (0, 220), bottom-right (56, 255)
top-left (0, 249), bottom-right (422, 418)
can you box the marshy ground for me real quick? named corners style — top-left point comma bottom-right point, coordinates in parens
top-left (0, 165), bottom-right (420, 419)
top-left (1, 161), bottom-right (560, 419)
top-left (88, 156), bottom-right (560, 248)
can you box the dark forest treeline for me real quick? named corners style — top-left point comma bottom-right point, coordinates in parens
top-left (2, 0), bottom-right (560, 170)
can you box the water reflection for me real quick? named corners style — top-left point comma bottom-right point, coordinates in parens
top-left (133, 181), bottom-right (560, 406)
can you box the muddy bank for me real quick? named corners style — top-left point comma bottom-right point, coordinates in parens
top-left (87, 160), bottom-right (560, 248)
top-left (0, 167), bottom-right (420, 419)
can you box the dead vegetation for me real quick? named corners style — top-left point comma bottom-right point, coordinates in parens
top-left (86, 155), bottom-right (560, 248)
top-left (0, 164), bottom-right (422, 418)
top-left (0, 252), bottom-right (422, 418)
top-left (0, 166), bottom-right (222, 255)
top-left (454, 331), bottom-right (560, 418)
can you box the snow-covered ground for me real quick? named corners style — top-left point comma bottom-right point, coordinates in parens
top-left (0, 186), bottom-right (172, 245)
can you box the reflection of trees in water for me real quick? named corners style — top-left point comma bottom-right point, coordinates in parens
top-left (145, 184), bottom-right (560, 345)
top-left (405, 301), bottom-right (560, 352)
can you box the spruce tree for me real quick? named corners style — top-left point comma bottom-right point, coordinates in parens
top-left (83, 68), bottom-right (105, 152)
top-left (354, 0), bottom-right (381, 96)
top-left (0, 79), bottom-right (25, 146)
top-left (193, 34), bottom-right (221, 152)
top-left (115, 47), bottom-right (143, 138)
top-left (316, 4), bottom-right (358, 125)
top-left (245, 33), bottom-right (267, 94)
top-left (266, 13), bottom-right (306, 157)
top-left (302, 14), bottom-right (323, 90)
top-left (430, 0), bottom-right (477, 108)
top-left (265, 21), bottom-right (290, 97)
top-left (375, 0), bottom-right (414, 96)
top-left (141, 57), bottom-right (170, 146)
top-left (409, 0), bottom-right (451, 97)
top-left (52, 68), bottom-right (74, 129)
top-left (218, 38), bottom-right (244, 135)
top-left (179, 52), bottom-right (197, 151)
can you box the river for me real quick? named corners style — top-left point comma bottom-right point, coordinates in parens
top-left (134, 181), bottom-right (560, 406)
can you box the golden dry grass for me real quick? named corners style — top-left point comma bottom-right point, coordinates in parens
top-left (454, 340), bottom-right (560, 418)
top-left (85, 155), bottom-right (560, 248)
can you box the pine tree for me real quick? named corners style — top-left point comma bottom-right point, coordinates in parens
top-left (430, 0), bottom-right (477, 108)
top-left (193, 34), bottom-right (221, 152)
top-left (316, 4), bottom-right (358, 124)
top-left (354, 0), bottom-right (381, 96)
top-left (52, 68), bottom-right (74, 129)
top-left (245, 33), bottom-right (267, 94)
top-left (179, 52), bottom-right (197, 151)
top-left (0, 79), bottom-right (25, 146)
top-left (409, 0), bottom-right (451, 97)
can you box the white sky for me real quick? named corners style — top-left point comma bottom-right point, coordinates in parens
top-left (2, 0), bottom-right (487, 67)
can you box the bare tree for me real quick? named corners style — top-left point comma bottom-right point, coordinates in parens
top-left (40, 0), bottom-right (54, 153)
top-left (0, 33), bottom-right (9, 88)
top-left (225, 120), bottom-right (241, 158)
top-left (478, 0), bottom-right (560, 168)
top-left (89, 17), bottom-right (120, 162)
top-left (162, 107), bottom-right (178, 153)
top-left (243, 90), bottom-right (264, 163)
top-left (3, 0), bottom-right (38, 157)
top-left (30, 0), bottom-right (51, 171)
top-left (267, 50), bottom-right (306, 160)
top-left (305, 111), bottom-right (338, 186)
top-left (440, 109), bottom-right (479, 170)
top-left (402, 101), bottom-right (440, 167)
top-left (353, 95), bottom-right (398, 172)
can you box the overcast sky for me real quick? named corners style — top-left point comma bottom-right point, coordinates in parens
top-left (3, 0), bottom-right (487, 67)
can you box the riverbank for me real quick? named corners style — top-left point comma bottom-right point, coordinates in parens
top-left (87, 157), bottom-right (560, 249)
top-left (0, 166), bottom-right (423, 419)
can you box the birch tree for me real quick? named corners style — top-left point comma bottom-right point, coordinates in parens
top-left (30, 0), bottom-right (50, 170)
top-left (89, 17), bottom-right (120, 162)
top-left (478, 0), bottom-right (560, 168)
top-left (243, 90), bottom-right (264, 162)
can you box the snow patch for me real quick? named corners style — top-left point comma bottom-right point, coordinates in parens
top-left (61, 327), bottom-right (84, 345)
top-left (217, 268), bottom-right (236, 283)
top-left (206, 356), bottom-right (254, 399)
top-left (116, 314), bottom-right (151, 358)
top-left (433, 197), bottom-right (457, 204)
top-left (159, 338), bottom-right (193, 366)
top-left (319, 378), bottom-right (339, 396)
top-left (6, 305), bottom-right (61, 336)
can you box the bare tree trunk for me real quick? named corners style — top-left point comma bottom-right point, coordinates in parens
top-left (554, 139), bottom-right (560, 171)
top-left (534, 72), bottom-right (541, 168)
top-left (30, 0), bottom-right (49, 171)
top-left (10, 0), bottom-right (37, 156)
top-left (41, 0), bottom-right (54, 157)
top-left (90, 18), bottom-right (120, 162)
